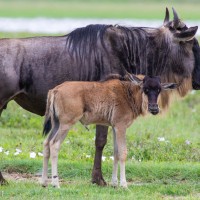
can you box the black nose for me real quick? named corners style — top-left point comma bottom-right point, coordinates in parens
top-left (148, 103), bottom-right (159, 115)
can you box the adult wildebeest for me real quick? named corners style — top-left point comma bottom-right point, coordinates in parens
top-left (0, 8), bottom-right (200, 185)
top-left (42, 75), bottom-right (177, 188)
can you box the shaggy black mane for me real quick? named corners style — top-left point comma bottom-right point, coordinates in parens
top-left (66, 24), bottom-right (112, 52)
top-left (65, 24), bottom-right (152, 77)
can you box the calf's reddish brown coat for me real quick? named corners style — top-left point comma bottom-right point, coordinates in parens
top-left (41, 75), bottom-right (176, 188)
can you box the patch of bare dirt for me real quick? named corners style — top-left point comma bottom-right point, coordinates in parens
top-left (2, 172), bottom-right (40, 182)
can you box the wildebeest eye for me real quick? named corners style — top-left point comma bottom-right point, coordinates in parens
top-left (157, 89), bottom-right (160, 93)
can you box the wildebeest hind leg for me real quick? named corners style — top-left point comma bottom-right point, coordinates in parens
top-left (0, 172), bottom-right (7, 185)
top-left (92, 125), bottom-right (108, 186)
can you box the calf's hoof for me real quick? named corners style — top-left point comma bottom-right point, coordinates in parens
top-left (120, 181), bottom-right (128, 188)
top-left (41, 179), bottom-right (48, 187)
top-left (111, 179), bottom-right (118, 187)
top-left (52, 184), bottom-right (60, 188)
top-left (51, 176), bottom-right (60, 188)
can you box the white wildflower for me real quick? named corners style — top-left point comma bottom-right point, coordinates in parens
top-left (14, 152), bottom-right (20, 156)
top-left (0, 147), bottom-right (3, 152)
top-left (16, 148), bottom-right (22, 153)
top-left (86, 155), bottom-right (91, 158)
top-left (192, 109), bottom-right (196, 113)
top-left (185, 140), bottom-right (191, 145)
top-left (4, 151), bottom-right (9, 155)
top-left (65, 140), bottom-right (70, 144)
top-left (110, 156), bottom-right (114, 160)
top-left (38, 152), bottom-right (43, 157)
top-left (139, 159), bottom-right (142, 162)
top-left (102, 156), bottom-right (106, 161)
top-left (158, 137), bottom-right (165, 142)
top-left (132, 156), bottom-right (136, 160)
top-left (30, 152), bottom-right (36, 158)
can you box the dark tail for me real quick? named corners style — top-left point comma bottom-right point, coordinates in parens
top-left (43, 91), bottom-right (53, 136)
top-left (43, 116), bottom-right (52, 136)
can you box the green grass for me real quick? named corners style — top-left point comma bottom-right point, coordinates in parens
top-left (2, 180), bottom-right (200, 200)
top-left (1, 90), bottom-right (200, 199)
top-left (0, 0), bottom-right (199, 20)
top-left (1, 160), bottom-right (200, 199)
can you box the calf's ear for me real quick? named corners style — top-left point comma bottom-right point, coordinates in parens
top-left (127, 73), bottom-right (143, 86)
top-left (161, 83), bottom-right (178, 90)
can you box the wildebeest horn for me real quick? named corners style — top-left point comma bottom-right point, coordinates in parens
top-left (163, 7), bottom-right (169, 26)
top-left (172, 7), bottom-right (179, 28)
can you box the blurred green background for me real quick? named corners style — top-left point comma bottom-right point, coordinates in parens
top-left (0, 0), bottom-right (199, 19)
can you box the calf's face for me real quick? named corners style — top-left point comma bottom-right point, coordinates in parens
top-left (129, 75), bottom-right (177, 115)
top-left (143, 76), bottom-right (162, 115)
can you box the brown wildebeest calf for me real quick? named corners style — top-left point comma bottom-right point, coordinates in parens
top-left (41, 75), bottom-right (177, 188)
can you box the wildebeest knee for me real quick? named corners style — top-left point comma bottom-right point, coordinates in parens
top-left (95, 137), bottom-right (107, 150)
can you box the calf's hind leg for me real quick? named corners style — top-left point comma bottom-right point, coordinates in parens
top-left (41, 118), bottom-right (60, 187)
top-left (50, 124), bottom-right (71, 188)
top-left (41, 138), bottom-right (51, 187)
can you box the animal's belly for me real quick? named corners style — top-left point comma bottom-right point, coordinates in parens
top-left (80, 113), bottom-right (110, 126)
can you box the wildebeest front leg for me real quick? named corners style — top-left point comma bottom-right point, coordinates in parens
top-left (115, 126), bottom-right (127, 188)
top-left (92, 125), bottom-right (108, 186)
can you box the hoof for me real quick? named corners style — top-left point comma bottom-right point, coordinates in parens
top-left (51, 180), bottom-right (60, 188)
top-left (111, 180), bottom-right (118, 187)
top-left (42, 184), bottom-right (48, 188)
top-left (120, 182), bottom-right (128, 188)
top-left (92, 169), bottom-right (107, 186)
top-left (52, 184), bottom-right (60, 188)
top-left (0, 178), bottom-right (8, 186)
top-left (41, 178), bottom-right (48, 187)
top-left (92, 176), bottom-right (107, 186)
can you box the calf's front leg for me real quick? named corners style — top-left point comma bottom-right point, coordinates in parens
top-left (111, 128), bottom-right (119, 187)
top-left (115, 126), bottom-right (127, 188)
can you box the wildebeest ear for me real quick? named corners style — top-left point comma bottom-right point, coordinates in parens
top-left (127, 73), bottom-right (143, 85)
top-left (163, 7), bottom-right (170, 26)
top-left (161, 83), bottom-right (178, 90)
top-left (174, 26), bottom-right (198, 42)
